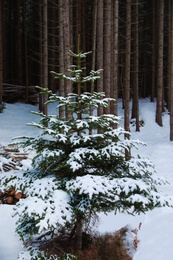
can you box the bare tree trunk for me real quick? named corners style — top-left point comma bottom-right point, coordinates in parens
top-left (112, 0), bottom-right (119, 117)
top-left (59, 0), bottom-right (65, 118)
top-left (23, 2), bottom-right (29, 104)
top-left (167, 0), bottom-right (172, 112)
top-left (42, 0), bottom-right (48, 116)
top-left (38, 0), bottom-right (44, 112)
top-left (131, 0), bottom-right (139, 132)
top-left (16, 0), bottom-right (22, 85)
top-left (124, 0), bottom-right (131, 159)
top-left (103, 0), bottom-right (112, 114)
top-left (151, 0), bottom-right (157, 102)
top-left (63, 0), bottom-right (72, 119)
top-left (156, 0), bottom-right (164, 126)
top-left (0, 0), bottom-right (3, 105)
top-left (91, 0), bottom-right (97, 93)
top-left (97, 0), bottom-right (104, 116)
top-left (170, 1), bottom-right (173, 140)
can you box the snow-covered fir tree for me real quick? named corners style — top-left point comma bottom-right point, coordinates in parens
top-left (6, 51), bottom-right (172, 259)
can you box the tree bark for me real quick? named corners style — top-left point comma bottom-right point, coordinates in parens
top-left (131, 0), bottom-right (139, 132)
top-left (124, 0), bottom-right (131, 159)
top-left (0, 0), bottom-right (3, 105)
top-left (103, 0), bottom-right (112, 114)
top-left (59, 0), bottom-right (65, 118)
top-left (151, 0), bottom-right (157, 102)
top-left (97, 0), bottom-right (104, 116)
top-left (156, 0), bottom-right (164, 126)
top-left (170, 1), bottom-right (173, 140)
top-left (111, 0), bottom-right (119, 117)
top-left (74, 219), bottom-right (83, 251)
top-left (42, 0), bottom-right (48, 116)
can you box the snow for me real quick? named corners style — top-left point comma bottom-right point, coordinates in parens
top-left (0, 99), bottom-right (173, 259)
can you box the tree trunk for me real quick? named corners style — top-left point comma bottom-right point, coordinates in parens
top-left (38, 0), bottom-right (44, 112)
top-left (156, 0), bottom-right (164, 126)
top-left (151, 0), bottom-right (157, 102)
top-left (0, 0), bottom-right (3, 105)
top-left (170, 1), bottom-right (173, 140)
top-left (131, 0), bottom-right (139, 132)
top-left (167, 0), bottom-right (172, 112)
top-left (63, 0), bottom-right (72, 119)
top-left (74, 219), bottom-right (83, 251)
top-left (16, 0), bottom-right (22, 85)
top-left (63, 0), bottom-right (72, 96)
top-left (91, 0), bottom-right (97, 93)
top-left (111, 0), bottom-right (119, 117)
top-left (42, 0), bottom-right (48, 116)
top-left (59, 0), bottom-right (65, 118)
top-left (124, 0), bottom-right (131, 159)
top-left (97, 0), bottom-right (104, 116)
top-left (103, 0), bottom-right (112, 114)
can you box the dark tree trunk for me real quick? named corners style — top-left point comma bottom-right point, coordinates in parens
top-left (170, 1), bottom-right (173, 140)
top-left (124, 0), bottom-right (131, 159)
top-left (97, 0), bottom-right (104, 116)
top-left (42, 0), bottom-right (48, 116)
top-left (103, 0), bottom-right (112, 114)
top-left (156, 0), bottom-right (164, 127)
top-left (131, 0), bottom-right (140, 132)
top-left (0, 0), bottom-right (3, 105)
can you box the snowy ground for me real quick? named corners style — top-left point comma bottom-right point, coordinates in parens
top-left (0, 99), bottom-right (173, 260)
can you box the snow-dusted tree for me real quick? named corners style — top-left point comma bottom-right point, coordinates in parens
top-left (12, 51), bottom-right (171, 259)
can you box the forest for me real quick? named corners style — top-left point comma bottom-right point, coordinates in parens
top-left (0, 0), bottom-right (173, 139)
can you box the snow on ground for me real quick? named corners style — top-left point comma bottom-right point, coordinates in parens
top-left (0, 99), bottom-right (173, 259)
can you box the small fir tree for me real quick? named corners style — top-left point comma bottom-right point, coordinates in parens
top-left (9, 51), bottom-right (171, 259)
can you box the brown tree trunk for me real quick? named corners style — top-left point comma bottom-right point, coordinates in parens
top-left (74, 219), bottom-right (83, 251)
top-left (156, 0), bottom-right (164, 126)
top-left (42, 0), bottom-right (48, 116)
top-left (103, 0), bottom-right (112, 114)
top-left (38, 0), bottom-right (44, 112)
top-left (63, 0), bottom-right (72, 118)
top-left (0, 0), bottom-right (3, 105)
top-left (16, 0), bottom-right (22, 85)
top-left (97, 0), bottom-right (104, 116)
top-left (170, 1), bottom-right (173, 140)
top-left (59, 0), bottom-right (65, 118)
top-left (131, 0), bottom-right (139, 132)
top-left (111, 0), bottom-right (119, 117)
top-left (167, 0), bottom-right (172, 112)
top-left (91, 0), bottom-right (97, 93)
top-left (151, 0), bottom-right (157, 102)
top-left (124, 0), bottom-right (131, 159)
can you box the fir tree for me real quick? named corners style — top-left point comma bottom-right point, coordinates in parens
top-left (10, 51), bottom-right (172, 259)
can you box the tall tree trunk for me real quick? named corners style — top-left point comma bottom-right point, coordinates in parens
top-left (156, 0), bottom-right (164, 126)
top-left (131, 0), bottom-right (139, 132)
top-left (97, 0), bottom-right (104, 116)
top-left (42, 0), bottom-right (48, 116)
top-left (0, 0), bottom-right (3, 105)
top-left (124, 0), bottom-right (131, 159)
top-left (111, 0), bottom-right (119, 117)
top-left (63, 0), bottom-right (72, 118)
top-left (16, 0), bottom-right (22, 85)
top-left (38, 0), bottom-right (44, 112)
top-left (63, 0), bottom-right (72, 95)
top-left (167, 0), bottom-right (172, 112)
top-left (23, 1), bottom-right (29, 104)
top-left (170, 1), bottom-right (173, 141)
top-left (91, 0), bottom-right (97, 93)
top-left (151, 0), bottom-right (157, 102)
top-left (103, 0), bottom-right (112, 114)
top-left (59, 0), bottom-right (65, 118)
